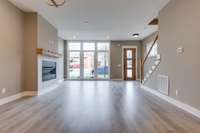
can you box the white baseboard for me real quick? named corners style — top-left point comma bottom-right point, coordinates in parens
top-left (0, 91), bottom-right (37, 106)
top-left (38, 81), bottom-right (64, 96)
top-left (0, 80), bottom-right (64, 106)
top-left (141, 85), bottom-right (200, 119)
top-left (0, 93), bottom-right (24, 106)
top-left (38, 85), bottom-right (58, 96)
top-left (22, 91), bottom-right (38, 96)
top-left (58, 79), bottom-right (64, 83)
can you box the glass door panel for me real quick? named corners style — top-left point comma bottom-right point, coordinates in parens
top-left (97, 42), bottom-right (109, 51)
top-left (68, 42), bottom-right (81, 50)
top-left (83, 42), bottom-right (95, 50)
top-left (127, 60), bottom-right (132, 68)
top-left (124, 48), bottom-right (136, 80)
top-left (69, 52), bottom-right (80, 79)
top-left (83, 52), bottom-right (95, 79)
top-left (127, 69), bottom-right (133, 78)
top-left (97, 52), bottom-right (109, 79)
top-left (127, 50), bottom-right (132, 59)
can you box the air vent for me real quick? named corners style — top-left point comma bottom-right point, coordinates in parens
top-left (158, 75), bottom-right (169, 95)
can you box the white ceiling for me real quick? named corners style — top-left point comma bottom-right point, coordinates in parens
top-left (9, 0), bottom-right (170, 41)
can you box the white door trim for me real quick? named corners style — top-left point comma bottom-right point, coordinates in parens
top-left (122, 46), bottom-right (138, 80)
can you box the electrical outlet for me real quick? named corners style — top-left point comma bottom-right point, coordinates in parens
top-left (2, 88), bottom-right (6, 94)
top-left (175, 90), bottom-right (179, 96)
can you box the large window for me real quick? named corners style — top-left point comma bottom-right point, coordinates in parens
top-left (97, 42), bottom-right (109, 79)
top-left (68, 41), bottom-right (110, 79)
top-left (68, 42), bottom-right (81, 79)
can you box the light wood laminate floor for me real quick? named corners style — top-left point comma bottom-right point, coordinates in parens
top-left (0, 81), bottom-right (200, 133)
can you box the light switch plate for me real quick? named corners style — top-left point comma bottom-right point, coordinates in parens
top-left (2, 88), bottom-right (6, 94)
top-left (177, 47), bottom-right (184, 54)
top-left (175, 90), bottom-right (179, 96)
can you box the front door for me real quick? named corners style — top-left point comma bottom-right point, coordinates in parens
top-left (123, 48), bottom-right (136, 80)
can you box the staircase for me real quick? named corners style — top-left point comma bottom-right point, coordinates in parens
top-left (141, 35), bottom-right (161, 84)
top-left (142, 54), bottom-right (161, 84)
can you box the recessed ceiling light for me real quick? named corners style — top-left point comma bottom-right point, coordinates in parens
top-left (73, 35), bottom-right (77, 39)
top-left (106, 36), bottom-right (110, 39)
top-left (83, 21), bottom-right (89, 24)
top-left (132, 33), bottom-right (139, 38)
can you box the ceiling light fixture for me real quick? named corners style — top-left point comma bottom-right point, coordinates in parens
top-left (132, 33), bottom-right (139, 38)
top-left (73, 35), bottom-right (77, 39)
top-left (106, 36), bottom-right (110, 39)
top-left (45, 0), bottom-right (66, 7)
top-left (83, 21), bottom-right (89, 24)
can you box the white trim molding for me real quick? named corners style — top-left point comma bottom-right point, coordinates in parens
top-left (38, 83), bottom-right (61, 96)
top-left (0, 91), bottom-right (37, 106)
top-left (141, 85), bottom-right (200, 119)
top-left (22, 91), bottom-right (38, 96)
top-left (0, 93), bottom-right (24, 106)
top-left (0, 80), bottom-right (64, 106)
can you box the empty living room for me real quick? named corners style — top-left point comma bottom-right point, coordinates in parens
top-left (1, 0), bottom-right (200, 133)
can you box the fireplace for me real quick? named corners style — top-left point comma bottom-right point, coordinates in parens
top-left (42, 61), bottom-right (57, 81)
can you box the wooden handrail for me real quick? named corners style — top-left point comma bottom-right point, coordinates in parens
top-left (141, 35), bottom-right (158, 82)
top-left (142, 35), bottom-right (158, 65)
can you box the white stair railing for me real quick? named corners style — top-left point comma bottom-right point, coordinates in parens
top-left (142, 54), bottom-right (161, 84)
top-left (140, 35), bottom-right (160, 84)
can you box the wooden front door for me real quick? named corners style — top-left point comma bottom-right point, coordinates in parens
top-left (123, 48), bottom-right (136, 80)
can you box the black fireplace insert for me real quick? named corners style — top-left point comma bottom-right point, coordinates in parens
top-left (42, 61), bottom-right (57, 81)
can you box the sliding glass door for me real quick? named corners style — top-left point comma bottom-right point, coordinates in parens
top-left (83, 52), bottom-right (95, 79)
top-left (67, 41), bottom-right (110, 80)
top-left (69, 52), bottom-right (81, 79)
top-left (83, 42), bottom-right (95, 79)
top-left (97, 52), bottom-right (109, 79)
top-left (68, 42), bottom-right (81, 79)
top-left (97, 42), bottom-right (109, 79)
